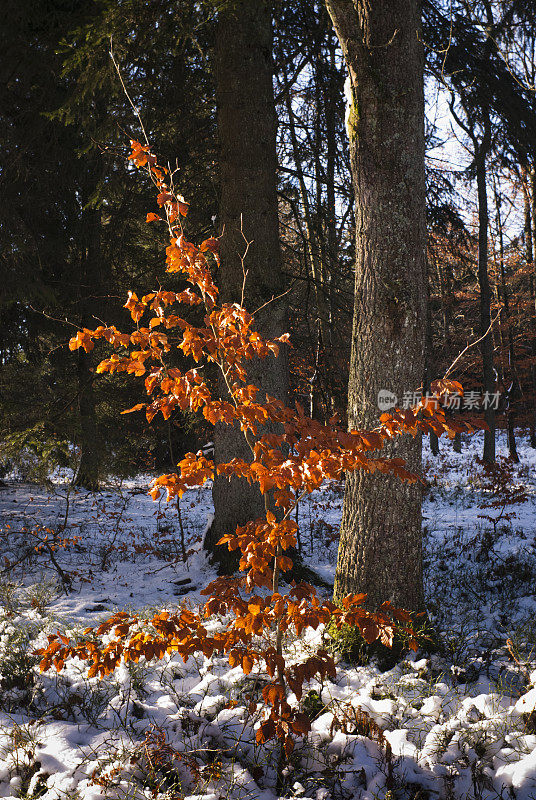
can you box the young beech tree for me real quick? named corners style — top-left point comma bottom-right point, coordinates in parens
top-left (203, 0), bottom-right (289, 573)
top-left (325, 0), bottom-right (428, 611)
top-left (41, 138), bottom-right (475, 763)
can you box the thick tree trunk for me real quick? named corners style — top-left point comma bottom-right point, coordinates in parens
top-left (326, 0), bottom-right (427, 612)
top-left (203, 0), bottom-right (288, 573)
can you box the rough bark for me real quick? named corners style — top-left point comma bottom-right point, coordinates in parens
top-left (326, 0), bottom-right (427, 611)
top-left (203, 0), bottom-right (288, 573)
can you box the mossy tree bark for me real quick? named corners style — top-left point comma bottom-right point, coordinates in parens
top-left (326, 0), bottom-right (427, 611)
top-left (203, 0), bottom-right (288, 573)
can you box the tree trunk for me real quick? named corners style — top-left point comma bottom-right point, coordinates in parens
top-left (203, 0), bottom-right (288, 573)
top-left (494, 188), bottom-right (519, 462)
top-left (425, 259), bottom-right (440, 456)
top-left (326, 0), bottom-right (427, 612)
top-left (74, 206), bottom-right (101, 491)
top-left (324, 35), bottom-right (341, 413)
top-left (75, 349), bottom-right (99, 490)
top-left (283, 69), bottom-right (330, 361)
top-left (527, 167), bottom-right (536, 448)
top-left (475, 140), bottom-right (496, 464)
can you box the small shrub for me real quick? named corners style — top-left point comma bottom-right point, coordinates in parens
top-left (301, 689), bottom-right (325, 721)
top-left (0, 578), bottom-right (21, 615)
top-left (328, 615), bottom-right (440, 671)
top-left (1, 424), bottom-right (71, 484)
top-left (0, 617), bottom-right (41, 711)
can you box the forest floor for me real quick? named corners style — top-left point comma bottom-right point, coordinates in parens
top-left (0, 431), bottom-right (535, 800)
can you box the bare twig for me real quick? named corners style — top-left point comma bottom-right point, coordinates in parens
top-left (109, 40), bottom-right (150, 147)
top-left (444, 309), bottom-right (502, 378)
top-left (239, 217), bottom-right (252, 308)
top-left (252, 286), bottom-right (293, 318)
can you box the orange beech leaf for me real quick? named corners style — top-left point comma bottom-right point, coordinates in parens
top-left (146, 212), bottom-right (161, 222)
top-left (157, 192), bottom-right (173, 206)
top-left (277, 555), bottom-right (293, 572)
top-left (120, 403), bottom-right (146, 415)
top-left (431, 378), bottom-right (464, 397)
top-left (291, 712), bottom-right (311, 735)
top-left (248, 599), bottom-right (264, 616)
top-left (242, 654), bottom-right (255, 674)
top-left (68, 330), bottom-right (95, 353)
top-left (177, 196), bottom-right (190, 216)
top-left (124, 291), bottom-right (145, 322)
top-left (200, 237), bottom-right (219, 254)
top-left (359, 432), bottom-right (383, 449)
top-left (256, 719), bottom-right (276, 744)
top-left (262, 683), bottom-right (285, 706)
top-left (129, 140), bottom-right (153, 168)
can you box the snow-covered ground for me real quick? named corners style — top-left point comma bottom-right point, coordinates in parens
top-left (0, 431), bottom-right (535, 800)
